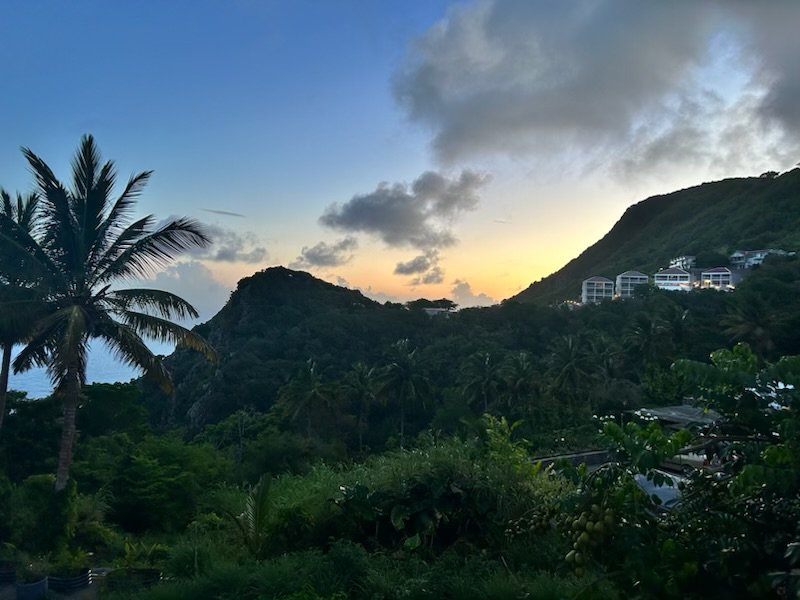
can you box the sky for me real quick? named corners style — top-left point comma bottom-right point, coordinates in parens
top-left (2, 0), bottom-right (799, 318)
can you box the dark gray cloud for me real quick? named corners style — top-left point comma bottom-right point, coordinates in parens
top-left (290, 236), bottom-right (358, 269)
top-left (411, 265), bottom-right (444, 286)
top-left (394, 0), bottom-right (800, 172)
top-left (395, 250), bottom-right (444, 285)
top-left (320, 170), bottom-right (489, 251)
top-left (395, 252), bottom-right (435, 275)
top-left (451, 279), bottom-right (496, 308)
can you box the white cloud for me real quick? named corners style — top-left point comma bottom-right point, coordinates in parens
top-left (451, 279), bottom-right (496, 308)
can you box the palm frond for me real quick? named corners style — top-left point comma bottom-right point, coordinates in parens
top-left (114, 309), bottom-right (216, 362)
top-left (0, 213), bottom-right (66, 288)
top-left (92, 313), bottom-right (172, 393)
top-left (96, 217), bottom-right (210, 283)
top-left (89, 170), bottom-right (152, 265)
top-left (22, 146), bottom-right (80, 273)
top-left (71, 134), bottom-right (101, 201)
top-left (87, 215), bottom-right (156, 285)
top-left (103, 288), bottom-right (200, 320)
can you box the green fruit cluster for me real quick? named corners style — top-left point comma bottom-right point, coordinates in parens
top-left (564, 504), bottom-right (615, 576)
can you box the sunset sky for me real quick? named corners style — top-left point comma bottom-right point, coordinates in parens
top-left (2, 0), bottom-right (799, 318)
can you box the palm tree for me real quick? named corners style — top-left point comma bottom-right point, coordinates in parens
top-left (461, 351), bottom-right (504, 414)
top-left (0, 188), bottom-right (41, 432)
top-left (276, 358), bottom-right (330, 438)
top-left (721, 291), bottom-right (778, 361)
top-left (343, 362), bottom-right (378, 453)
top-left (0, 135), bottom-right (215, 490)
top-left (499, 351), bottom-right (537, 412)
top-left (545, 334), bottom-right (598, 420)
top-left (378, 339), bottom-right (429, 449)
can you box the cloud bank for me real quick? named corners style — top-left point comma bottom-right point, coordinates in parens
top-left (394, 0), bottom-right (800, 173)
top-left (291, 236), bottom-right (358, 269)
top-left (320, 170), bottom-right (489, 250)
top-left (320, 170), bottom-right (489, 283)
top-left (451, 279), bottom-right (496, 308)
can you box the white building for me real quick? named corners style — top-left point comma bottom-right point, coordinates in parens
top-left (700, 267), bottom-right (733, 290)
top-left (615, 271), bottom-right (649, 298)
top-left (729, 249), bottom-right (788, 269)
top-left (653, 267), bottom-right (693, 292)
top-left (669, 255), bottom-right (696, 270)
top-left (581, 276), bottom-right (614, 304)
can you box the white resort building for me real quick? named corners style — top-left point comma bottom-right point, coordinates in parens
top-left (581, 276), bottom-right (615, 304)
top-left (653, 267), bottom-right (693, 292)
top-left (729, 249), bottom-right (789, 269)
top-left (615, 271), bottom-right (649, 298)
top-left (700, 267), bottom-right (733, 290)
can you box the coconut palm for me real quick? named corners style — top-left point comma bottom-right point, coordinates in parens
top-left (344, 361), bottom-right (378, 453)
top-left (499, 351), bottom-right (537, 412)
top-left (0, 189), bottom-right (42, 431)
top-left (276, 358), bottom-right (331, 438)
top-left (0, 135), bottom-right (215, 490)
top-left (378, 339), bottom-right (429, 449)
top-left (461, 351), bottom-right (504, 414)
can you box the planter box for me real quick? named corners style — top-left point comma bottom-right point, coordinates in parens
top-left (47, 569), bottom-right (91, 594)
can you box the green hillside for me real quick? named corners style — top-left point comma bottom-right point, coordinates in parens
top-left (511, 169), bottom-right (800, 305)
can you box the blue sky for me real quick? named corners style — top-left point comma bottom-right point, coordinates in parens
top-left (2, 1), bottom-right (799, 318)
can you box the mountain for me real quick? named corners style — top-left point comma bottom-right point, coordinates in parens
top-left (511, 169), bottom-right (800, 305)
top-left (151, 267), bottom-right (429, 427)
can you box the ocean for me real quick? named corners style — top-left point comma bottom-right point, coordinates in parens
top-left (8, 340), bottom-right (175, 398)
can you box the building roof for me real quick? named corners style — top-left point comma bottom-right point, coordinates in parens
top-left (701, 266), bottom-right (731, 274)
top-left (655, 267), bottom-right (690, 276)
top-left (636, 405), bottom-right (721, 426)
top-left (583, 276), bottom-right (613, 283)
top-left (618, 270), bottom-right (649, 278)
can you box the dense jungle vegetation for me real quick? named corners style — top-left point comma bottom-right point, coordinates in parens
top-left (1, 138), bottom-right (800, 598)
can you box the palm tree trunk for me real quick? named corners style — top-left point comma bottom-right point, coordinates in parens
top-left (55, 369), bottom-right (81, 491)
top-left (0, 341), bottom-right (12, 432)
top-left (399, 402), bottom-right (405, 450)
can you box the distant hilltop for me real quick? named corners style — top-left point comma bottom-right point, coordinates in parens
top-left (510, 169), bottom-right (800, 305)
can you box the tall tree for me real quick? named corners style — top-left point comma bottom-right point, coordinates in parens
top-left (0, 135), bottom-right (215, 490)
top-left (0, 189), bottom-right (41, 432)
top-left (343, 361), bottom-right (378, 453)
top-left (378, 339), bottom-right (429, 449)
top-left (275, 358), bottom-right (331, 438)
top-left (461, 351), bottom-right (504, 414)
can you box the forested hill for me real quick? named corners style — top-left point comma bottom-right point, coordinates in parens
top-left (156, 267), bottom-right (427, 427)
top-left (511, 168), bottom-right (800, 305)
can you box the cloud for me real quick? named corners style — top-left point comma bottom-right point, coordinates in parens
top-left (202, 209), bottom-right (246, 218)
top-left (394, 250), bottom-right (437, 275)
top-left (320, 170), bottom-right (489, 251)
top-left (189, 223), bottom-right (267, 264)
top-left (394, 0), bottom-right (800, 173)
top-left (290, 236), bottom-right (358, 269)
top-left (411, 265), bottom-right (444, 285)
top-left (130, 261), bottom-right (232, 324)
top-left (451, 279), bottom-right (496, 308)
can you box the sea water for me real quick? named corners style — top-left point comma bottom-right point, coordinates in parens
top-left (7, 340), bottom-right (175, 398)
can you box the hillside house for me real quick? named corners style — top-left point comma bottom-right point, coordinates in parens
top-left (615, 271), bottom-right (649, 298)
top-left (654, 267), bottom-right (693, 292)
top-left (729, 249), bottom-right (789, 269)
top-left (669, 255), bottom-right (696, 270)
top-left (700, 266), bottom-right (733, 290)
top-left (581, 276), bottom-right (614, 304)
